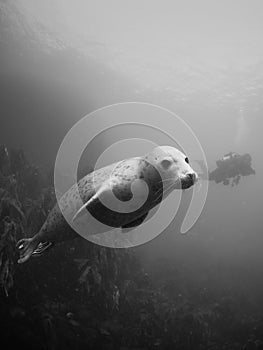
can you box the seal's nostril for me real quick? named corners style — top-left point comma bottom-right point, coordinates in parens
top-left (187, 173), bottom-right (196, 183)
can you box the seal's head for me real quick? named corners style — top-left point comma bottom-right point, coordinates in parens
top-left (144, 145), bottom-right (198, 191)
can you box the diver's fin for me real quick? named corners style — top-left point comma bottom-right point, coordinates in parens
top-left (16, 237), bottom-right (39, 264)
top-left (121, 212), bottom-right (148, 233)
top-left (32, 241), bottom-right (53, 256)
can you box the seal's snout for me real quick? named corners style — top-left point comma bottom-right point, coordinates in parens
top-left (181, 172), bottom-right (198, 189)
top-left (187, 172), bottom-right (198, 185)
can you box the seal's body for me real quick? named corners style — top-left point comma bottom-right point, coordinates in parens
top-left (17, 146), bottom-right (197, 263)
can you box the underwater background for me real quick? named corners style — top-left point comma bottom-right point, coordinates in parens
top-left (1, 1), bottom-right (263, 349)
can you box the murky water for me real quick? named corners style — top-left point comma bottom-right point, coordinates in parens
top-left (1, 1), bottom-right (263, 349)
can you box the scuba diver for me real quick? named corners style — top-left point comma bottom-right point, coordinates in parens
top-left (209, 152), bottom-right (255, 186)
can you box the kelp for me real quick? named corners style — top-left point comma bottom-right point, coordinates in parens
top-left (0, 144), bottom-right (45, 294)
top-left (0, 217), bottom-right (21, 296)
top-left (75, 246), bottom-right (138, 313)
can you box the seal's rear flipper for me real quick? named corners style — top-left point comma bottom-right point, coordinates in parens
top-left (32, 242), bottom-right (53, 256)
top-left (17, 237), bottom-right (39, 264)
top-left (17, 238), bottom-right (53, 263)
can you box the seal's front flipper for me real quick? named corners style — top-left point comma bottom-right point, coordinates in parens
top-left (17, 237), bottom-right (39, 264)
top-left (121, 212), bottom-right (148, 233)
top-left (72, 184), bottom-right (110, 223)
top-left (72, 196), bottom-right (94, 223)
top-left (72, 180), bottom-right (128, 224)
top-left (32, 242), bottom-right (53, 256)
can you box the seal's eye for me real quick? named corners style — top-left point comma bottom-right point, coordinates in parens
top-left (161, 159), bottom-right (172, 170)
top-left (185, 157), bottom-right (189, 164)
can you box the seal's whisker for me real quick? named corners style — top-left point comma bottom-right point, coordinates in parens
top-left (154, 178), bottom-right (179, 196)
top-left (195, 181), bottom-right (202, 193)
top-left (154, 178), bottom-right (181, 196)
top-left (156, 177), bottom-right (179, 184)
top-left (155, 183), bottom-right (175, 202)
top-left (154, 179), bottom-right (181, 202)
